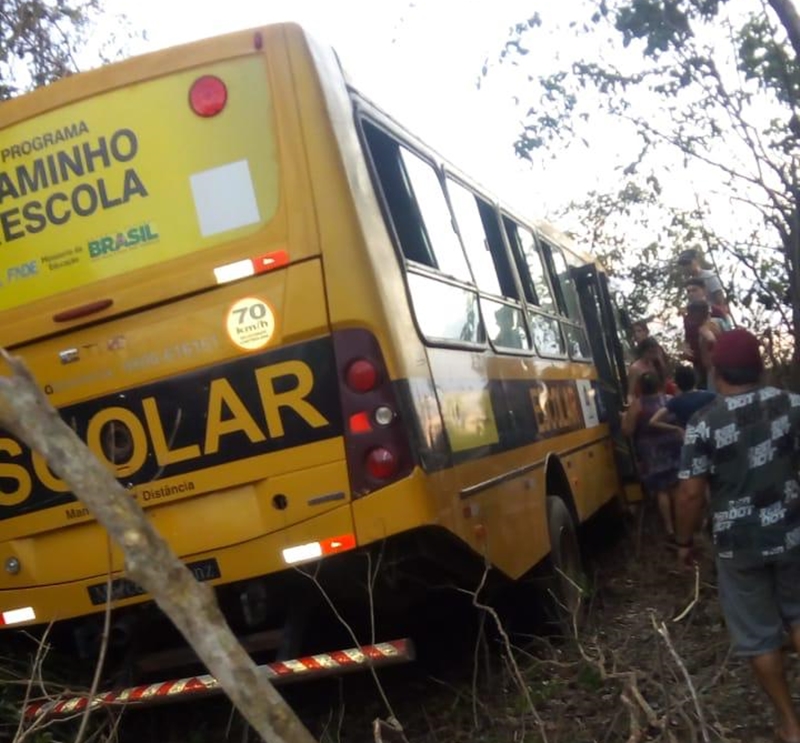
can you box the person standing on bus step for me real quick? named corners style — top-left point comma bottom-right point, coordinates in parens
top-left (632, 320), bottom-right (650, 345)
top-left (678, 248), bottom-right (729, 320)
top-left (674, 328), bottom-right (800, 743)
top-left (627, 337), bottom-right (676, 401)
top-left (685, 277), bottom-right (731, 330)
top-left (686, 300), bottom-right (722, 392)
top-left (621, 372), bottom-right (682, 541)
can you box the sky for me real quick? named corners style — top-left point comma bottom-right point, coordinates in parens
top-left (98, 0), bottom-right (604, 219)
top-left (93, 0), bottom-right (800, 343)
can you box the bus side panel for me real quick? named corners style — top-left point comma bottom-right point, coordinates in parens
top-left (425, 348), bottom-right (622, 579)
top-left (423, 348), bottom-right (550, 578)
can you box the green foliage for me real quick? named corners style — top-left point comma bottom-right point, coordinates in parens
top-left (738, 15), bottom-right (800, 106)
top-left (0, 0), bottom-right (91, 98)
top-left (615, 0), bottom-right (693, 55)
top-left (486, 0), bottom-right (800, 361)
top-left (0, 0), bottom-right (141, 100)
top-left (614, 0), bottom-right (725, 56)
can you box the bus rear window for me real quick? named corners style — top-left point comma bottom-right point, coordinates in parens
top-left (0, 55), bottom-right (279, 313)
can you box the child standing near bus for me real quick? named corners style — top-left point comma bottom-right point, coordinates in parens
top-left (621, 372), bottom-right (683, 541)
top-left (649, 365), bottom-right (717, 436)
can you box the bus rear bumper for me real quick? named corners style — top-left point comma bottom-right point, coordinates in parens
top-left (25, 637), bottom-right (415, 721)
top-left (0, 502), bottom-right (356, 630)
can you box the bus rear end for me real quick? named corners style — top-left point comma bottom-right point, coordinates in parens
top-left (0, 25), bottom-right (416, 661)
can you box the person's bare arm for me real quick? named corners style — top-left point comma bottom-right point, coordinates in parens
top-left (699, 325), bottom-right (717, 345)
top-left (620, 397), bottom-right (640, 437)
top-left (627, 364), bottom-right (641, 401)
top-left (649, 406), bottom-right (684, 435)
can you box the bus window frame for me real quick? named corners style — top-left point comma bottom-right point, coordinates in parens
top-left (502, 215), bottom-right (558, 313)
top-left (355, 111), bottom-right (488, 353)
top-left (537, 238), bottom-right (593, 363)
top-left (406, 264), bottom-right (487, 350)
top-left (442, 173), bottom-right (532, 356)
top-left (500, 214), bottom-right (569, 360)
top-left (354, 106), bottom-right (587, 362)
top-left (399, 148), bottom-right (473, 284)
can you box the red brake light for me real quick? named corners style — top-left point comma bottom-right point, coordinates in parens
top-left (349, 412), bottom-right (373, 434)
top-left (346, 359), bottom-right (379, 393)
top-left (189, 76), bottom-right (227, 117)
top-left (334, 329), bottom-right (414, 498)
top-left (366, 447), bottom-right (398, 480)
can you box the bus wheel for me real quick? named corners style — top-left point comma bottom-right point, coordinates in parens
top-left (546, 495), bottom-right (585, 631)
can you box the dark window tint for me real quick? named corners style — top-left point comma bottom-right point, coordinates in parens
top-left (362, 122), bottom-right (470, 281)
top-left (504, 219), bottom-right (556, 312)
top-left (547, 245), bottom-right (582, 321)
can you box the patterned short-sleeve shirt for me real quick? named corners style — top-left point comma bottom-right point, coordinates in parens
top-left (678, 386), bottom-right (800, 563)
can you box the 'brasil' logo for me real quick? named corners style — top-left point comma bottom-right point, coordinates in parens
top-left (88, 222), bottom-right (159, 259)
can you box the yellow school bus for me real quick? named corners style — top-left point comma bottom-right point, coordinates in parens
top-left (0, 24), bottom-right (634, 660)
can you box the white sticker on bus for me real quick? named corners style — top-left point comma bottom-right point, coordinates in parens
top-left (225, 297), bottom-right (276, 351)
top-left (576, 380), bottom-right (600, 428)
top-left (190, 159), bottom-right (261, 237)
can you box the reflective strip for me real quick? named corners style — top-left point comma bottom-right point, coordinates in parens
top-left (25, 639), bottom-right (413, 721)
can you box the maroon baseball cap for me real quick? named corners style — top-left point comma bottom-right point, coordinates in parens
top-left (711, 328), bottom-right (763, 372)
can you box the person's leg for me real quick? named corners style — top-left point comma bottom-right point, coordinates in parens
top-left (749, 650), bottom-right (800, 742)
top-left (777, 554), bottom-right (800, 740)
top-left (717, 557), bottom-right (797, 739)
top-left (656, 489), bottom-right (674, 536)
top-left (790, 622), bottom-right (800, 654)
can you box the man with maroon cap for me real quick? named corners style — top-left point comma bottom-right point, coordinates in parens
top-left (675, 328), bottom-right (800, 743)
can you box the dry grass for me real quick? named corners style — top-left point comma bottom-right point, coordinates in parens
top-left (1, 511), bottom-right (796, 743)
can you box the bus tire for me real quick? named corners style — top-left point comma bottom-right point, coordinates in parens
top-left (546, 495), bottom-right (585, 630)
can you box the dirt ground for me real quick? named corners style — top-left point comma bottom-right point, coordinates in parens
top-left (286, 510), bottom-right (798, 743)
top-left (7, 509), bottom-right (798, 743)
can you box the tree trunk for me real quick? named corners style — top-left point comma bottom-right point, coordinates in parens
top-left (0, 352), bottom-right (317, 743)
top-left (768, 0), bottom-right (800, 60)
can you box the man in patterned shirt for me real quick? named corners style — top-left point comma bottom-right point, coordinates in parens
top-left (675, 328), bottom-right (800, 743)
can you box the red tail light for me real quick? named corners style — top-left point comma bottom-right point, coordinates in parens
top-left (333, 329), bottom-right (414, 498)
top-left (189, 76), bottom-right (227, 117)
top-left (366, 447), bottom-right (398, 479)
top-left (346, 359), bottom-right (379, 392)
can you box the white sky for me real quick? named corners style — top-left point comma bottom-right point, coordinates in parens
top-left (99, 0), bottom-right (609, 218)
top-left (96, 0), bottom-right (798, 336)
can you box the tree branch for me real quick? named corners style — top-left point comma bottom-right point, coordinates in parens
top-left (0, 350), bottom-right (317, 743)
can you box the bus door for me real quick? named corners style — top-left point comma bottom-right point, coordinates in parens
top-left (571, 264), bottom-right (641, 498)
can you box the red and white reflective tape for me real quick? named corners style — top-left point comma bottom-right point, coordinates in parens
top-left (25, 639), bottom-right (413, 721)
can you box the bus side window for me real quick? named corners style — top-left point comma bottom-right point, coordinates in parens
top-left (362, 121), bottom-right (435, 268)
top-left (362, 122), bottom-right (471, 282)
top-left (546, 244), bottom-right (592, 361)
top-left (406, 273), bottom-right (483, 344)
top-left (446, 179), bottom-right (530, 351)
top-left (504, 220), bottom-right (557, 314)
top-left (361, 120), bottom-right (482, 346)
top-left (503, 219), bottom-right (566, 357)
top-left (398, 150), bottom-right (472, 282)
top-left (547, 246), bottom-right (580, 320)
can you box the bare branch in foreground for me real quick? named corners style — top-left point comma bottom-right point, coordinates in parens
top-left (0, 350), bottom-right (317, 743)
top-left (652, 615), bottom-right (711, 743)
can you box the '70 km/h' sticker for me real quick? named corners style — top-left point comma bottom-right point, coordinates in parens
top-left (225, 297), bottom-right (276, 351)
